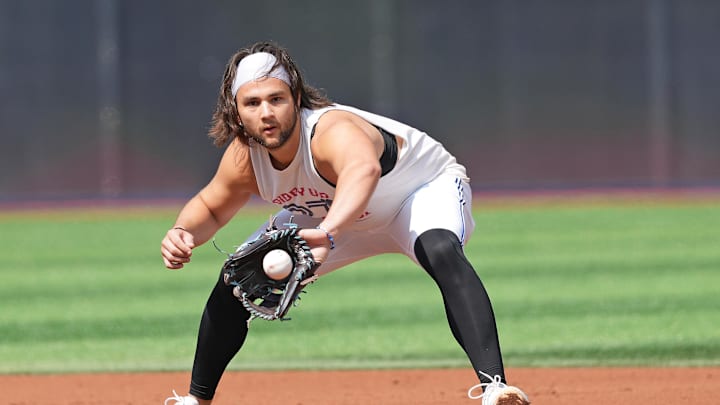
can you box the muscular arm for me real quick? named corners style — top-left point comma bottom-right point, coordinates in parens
top-left (161, 139), bottom-right (258, 269)
top-left (303, 111), bottom-right (383, 246)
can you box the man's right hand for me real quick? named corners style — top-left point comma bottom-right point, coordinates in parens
top-left (161, 227), bottom-right (196, 269)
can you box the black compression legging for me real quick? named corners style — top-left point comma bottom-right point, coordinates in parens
top-left (413, 228), bottom-right (505, 384)
top-left (188, 275), bottom-right (250, 400)
top-left (188, 228), bottom-right (504, 399)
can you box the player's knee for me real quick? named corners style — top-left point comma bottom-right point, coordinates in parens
top-left (415, 227), bottom-right (459, 256)
top-left (414, 229), bottom-right (469, 278)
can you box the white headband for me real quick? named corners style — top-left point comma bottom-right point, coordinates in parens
top-left (231, 52), bottom-right (291, 96)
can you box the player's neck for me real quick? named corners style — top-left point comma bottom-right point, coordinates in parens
top-left (268, 127), bottom-right (301, 170)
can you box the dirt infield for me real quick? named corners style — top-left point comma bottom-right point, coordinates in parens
top-left (2, 367), bottom-right (718, 404)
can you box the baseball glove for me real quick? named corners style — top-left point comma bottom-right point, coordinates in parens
top-left (221, 216), bottom-right (318, 325)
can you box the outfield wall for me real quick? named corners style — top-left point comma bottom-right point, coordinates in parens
top-left (1, 1), bottom-right (719, 201)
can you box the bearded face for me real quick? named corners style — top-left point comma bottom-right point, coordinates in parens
top-left (243, 106), bottom-right (298, 150)
top-left (235, 77), bottom-right (299, 150)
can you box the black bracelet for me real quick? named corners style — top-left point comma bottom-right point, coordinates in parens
top-left (172, 226), bottom-right (187, 232)
top-left (316, 226), bottom-right (335, 250)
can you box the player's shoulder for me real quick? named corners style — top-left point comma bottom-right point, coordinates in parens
top-left (217, 137), bottom-right (259, 193)
top-left (314, 108), bottom-right (370, 137)
top-left (316, 108), bottom-right (355, 126)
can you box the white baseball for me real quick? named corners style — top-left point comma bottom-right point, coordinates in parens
top-left (262, 249), bottom-right (293, 280)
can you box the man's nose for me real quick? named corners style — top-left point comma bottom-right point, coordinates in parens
top-left (260, 101), bottom-right (274, 118)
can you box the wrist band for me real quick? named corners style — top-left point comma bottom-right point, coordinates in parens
top-left (173, 226), bottom-right (187, 232)
top-left (316, 226), bottom-right (335, 250)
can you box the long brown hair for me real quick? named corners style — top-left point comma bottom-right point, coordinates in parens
top-left (208, 41), bottom-right (333, 147)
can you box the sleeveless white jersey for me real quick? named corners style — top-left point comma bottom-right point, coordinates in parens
top-left (249, 104), bottom-right (468, 231)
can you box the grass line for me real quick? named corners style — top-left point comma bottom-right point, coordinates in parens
top-left (1, 199), bottom-right (718, 373)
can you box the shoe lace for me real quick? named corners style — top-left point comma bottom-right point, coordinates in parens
top-left (164, 390), bottom-right (185, 405)
top-left (468, 371), bottom-right (507, 402)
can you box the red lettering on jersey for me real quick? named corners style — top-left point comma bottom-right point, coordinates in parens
top-left (272, 187), bottom-right (330, 205)
top-left (289, 187), bottom-right (305, 197)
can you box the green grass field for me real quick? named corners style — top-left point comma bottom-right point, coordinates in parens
top-left (1, 196), bottom-right (719, 374)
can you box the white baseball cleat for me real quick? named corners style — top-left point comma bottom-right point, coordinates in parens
top-left (164, 390), bottom-right (200, 405)
top-left (468, 372), bottom-right (530, 404)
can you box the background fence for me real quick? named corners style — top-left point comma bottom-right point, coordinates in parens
top-left (1, 0), bottom-right (719, 202)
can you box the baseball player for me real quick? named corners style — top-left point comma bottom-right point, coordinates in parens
top-left (161, 41), bottom-right (529, 405)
